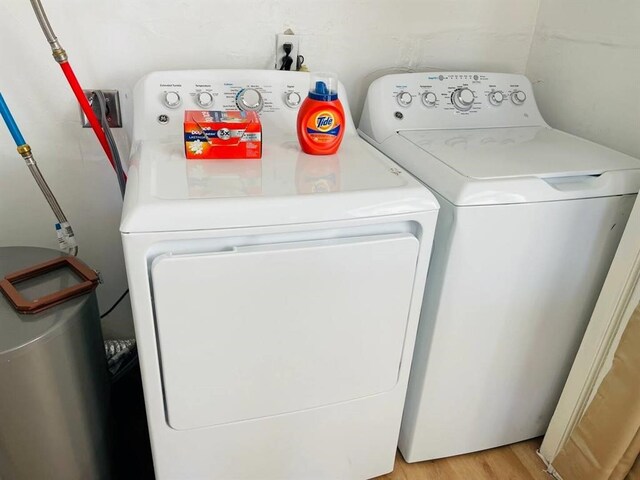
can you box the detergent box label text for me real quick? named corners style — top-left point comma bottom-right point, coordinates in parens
top-left (184, 110), bottom-right (262, 160)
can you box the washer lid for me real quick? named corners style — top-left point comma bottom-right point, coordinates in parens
top-left (399, 127), bottom-right (640, 180)
top-left (121, 135), bottom-right (438, 233)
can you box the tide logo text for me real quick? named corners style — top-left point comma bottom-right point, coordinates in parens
top-left (313, 112), bottom-right (337, 132)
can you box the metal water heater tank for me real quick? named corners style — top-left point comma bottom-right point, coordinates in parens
top-left (0, 246), bottom-right (110, 480)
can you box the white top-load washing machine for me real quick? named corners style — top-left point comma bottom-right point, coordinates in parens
top-left (120, 70), bottom-right (439, 479)
top-left (359, 72), bottom-right (640, 462)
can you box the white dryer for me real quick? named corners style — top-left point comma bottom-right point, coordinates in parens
top-left (120, 70), bottom-right (439, 479)
top-left (359, 72), bottom-right (640, 462)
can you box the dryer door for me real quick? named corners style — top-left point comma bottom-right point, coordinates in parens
top-left (150, 233), bottom-right (419, 430)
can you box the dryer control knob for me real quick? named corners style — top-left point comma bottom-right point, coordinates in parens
top-left (195, 91), bottom-right (214, 108)
top-left (284, 91), bottom-right (302, 108)
top-left (396, 91), bottom-right (413, 107)
top-left (237, 88), bottom-right (264, 112)
top-left (488, 90), bottom-right (505, 106)
top-left (422, 91), bottom-right (438, 107)
top-left (451, 88), bottom-right (475, 111)
top-left (511, 90), bottom-right (527, 105)
top-left (163, 91), bottom-right (182, 109)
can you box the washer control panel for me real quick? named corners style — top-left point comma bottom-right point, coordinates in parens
top-left (133, 70), bottom-right (354, 142)
top-left (359, 72), bottom-right (546, 142)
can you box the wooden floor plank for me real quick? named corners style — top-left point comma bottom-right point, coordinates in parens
top-left (510, 439), bottom-right (550, 480)
top-left (473, 444), bottom-right (535, 479)
top-left (377, 438), bottom-right (550, 480)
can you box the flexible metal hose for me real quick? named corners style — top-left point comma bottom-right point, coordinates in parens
top-left (0, 92), bottom-right (78, 256)
top-left (29, 0), bottom-right (61, 50)
top-left (25, 156), bottom-right (78, 256)
top-left (26, 1), bottom-right (125, 253)
top-left (28, 0), bottom-right (119, 171)
top-left (24, 158), bottom-right (67, 223)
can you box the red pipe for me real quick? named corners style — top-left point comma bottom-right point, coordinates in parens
top-left (59, 61), bottom-right (116, 170)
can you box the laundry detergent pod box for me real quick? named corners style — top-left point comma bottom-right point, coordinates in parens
top-left (184, 110), bottom-right (262, 159)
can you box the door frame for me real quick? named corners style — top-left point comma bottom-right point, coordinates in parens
top-left (540, 194), bottom-right (640, 464)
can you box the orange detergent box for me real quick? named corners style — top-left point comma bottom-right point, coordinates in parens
top-left (184, 110), bottom-right (262, 159)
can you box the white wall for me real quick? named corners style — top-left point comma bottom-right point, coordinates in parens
top-left (0, 0), bottom-right (539, 337)
top-left (526, 0), bottom-right (640, 158)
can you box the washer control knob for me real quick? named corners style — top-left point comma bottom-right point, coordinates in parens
top-left (236, 88), bottom-right (264, 112)
top-left (451, 88), bottom-right (475, 111)
top-left (511, 90), bottom-right (527, 105)
top-left (163, 91), bottom-right (182, 109)
top-left (396, 91), bottom-right (413, 107)
top-left (284, 91), bottom-right (302, 108)
top-left (488, 90), bottom-right (505, 106)
top-left (422, 91), bottom-right (438, 107)
top-left (195, 91), bottom-right (214, 108)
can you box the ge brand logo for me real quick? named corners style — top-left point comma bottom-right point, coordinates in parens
top-left (218, 128), bottom-right (231, 140)
top-left (157, 114), bottom-right (169, 124)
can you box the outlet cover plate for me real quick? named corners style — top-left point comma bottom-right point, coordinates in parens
top-left (275, 33), bottom-right (301, 71)
top-left (80, 90), bottom-right (122, 128)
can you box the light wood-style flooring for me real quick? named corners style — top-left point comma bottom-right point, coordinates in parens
top-left (377, 438), bottom-right (550, 480)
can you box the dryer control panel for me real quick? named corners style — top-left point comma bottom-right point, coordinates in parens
top-left (132, 70), bottom-right (356, 142)
top-left (359, 72), bottom-right (547, 144)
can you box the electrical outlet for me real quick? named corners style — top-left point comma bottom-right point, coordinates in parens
top-left (275, 32), bottom-right (301, 71)
top-left (80, 90), bottom-right (122, 128)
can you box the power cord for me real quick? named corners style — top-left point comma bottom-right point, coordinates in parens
top-left (100, 289), bottom-right (129, 319)
top-left (279, 42), bottom-right (294, 71)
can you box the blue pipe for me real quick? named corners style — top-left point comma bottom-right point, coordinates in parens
top-left (0, 92), bottom-right (27, 147)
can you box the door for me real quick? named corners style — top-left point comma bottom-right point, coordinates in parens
top-left (540, 193), bottom-right (640, 467)
top-left (151, 233), bottom-right (419, 430)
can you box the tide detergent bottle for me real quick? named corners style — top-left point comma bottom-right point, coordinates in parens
top-left (297, 73), bottom-right (345, 155)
